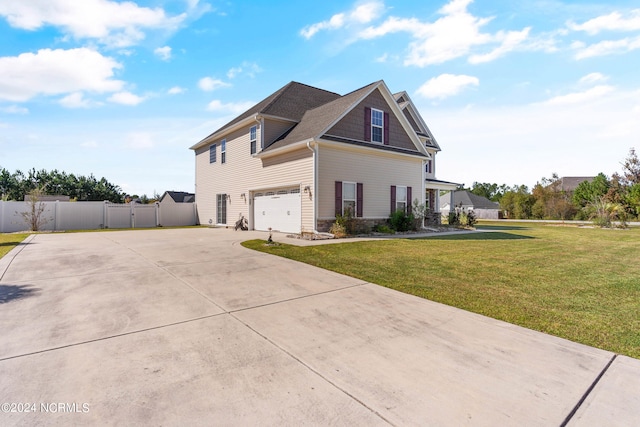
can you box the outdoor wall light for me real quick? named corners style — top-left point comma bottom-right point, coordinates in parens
top-left (304, 185), bottom-right (312, 199)
top-left (240, 193), bottom-right (247, 202)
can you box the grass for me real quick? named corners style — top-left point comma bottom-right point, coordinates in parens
top-left (242, 222), bottom-right (640, 359)
top-left (0, 233), bottom-right (29, 259)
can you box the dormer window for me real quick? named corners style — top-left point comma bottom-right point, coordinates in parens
top-left (371, 108), bottom-right (383, 143)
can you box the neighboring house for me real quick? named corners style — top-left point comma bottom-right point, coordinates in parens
top-left (558, 177), bottom-right (594, 192)
top-left (190, 80), bottom-right (455, 233)
top-left (439, 190), bottom-right (502, 220)
top-left (159, 191), bottom-right (195, 204)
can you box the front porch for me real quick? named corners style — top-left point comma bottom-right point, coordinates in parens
top-left (425, 178), bottom-right (459, 225)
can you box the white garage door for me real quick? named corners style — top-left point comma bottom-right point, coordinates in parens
top-left (254, 189), bottom-right (301, 233)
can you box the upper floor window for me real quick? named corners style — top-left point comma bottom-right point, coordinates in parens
top-left (250, 126), bottom-right (257, 155)
top-left (371, 108), bottom-right (383, 143)
top-left (209, 144), bottom-right (217, 163)
top-left (221, 139), bottom-right (226, 164)
top-left (425, 160), bottom-right (432, 174)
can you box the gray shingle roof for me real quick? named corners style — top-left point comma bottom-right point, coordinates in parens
top-left (265, 81), bottom-right (380, 152)
top-left (161, 191), bottom-right (195, 203)
top-left (197, 82), bottom-right (341, 145)
top-left (560, 177), bottom-right (594, 192)
top-left (440, 190), bottom-right (500, 209)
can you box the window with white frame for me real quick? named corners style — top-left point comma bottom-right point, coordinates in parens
top-left (221, 139), bottom-right (226, 163)
top-left (209, 144), bottom-right (217, 163)
top-left (250, 126), bottom-right (257, 154)
top-left (342, 182), bottom-right (356, 215)
top-left (371, 108), bottom-right (383, 143)
top-left (396, 185), bottom-right (407, 212)
top-left (425, 160), bottom-right (432, 174)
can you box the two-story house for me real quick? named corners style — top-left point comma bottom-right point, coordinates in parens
top-left (190, 80), bottom-right (456, 233)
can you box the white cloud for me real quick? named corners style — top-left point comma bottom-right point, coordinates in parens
top-left (468, 27), bottom-right (531, 64)
top-left (1, 105), bottom-right (29, 114)
top-left (579, 72), bottom-right (608, 85)
top-left (154, 46), bottom-right (172, 61)
top-left (0, 0), bottom-right (186, 48)
top-left (416, 74), bottom-right (479, 100)
top-left (568, 9), bottom-right (640, 35)
top-left (572, 35), bottom-right (640, 59)
top-left (0, 48), bottom-right (124, 102)
top-left (300, 0), bottom-right (384, 39)
top-left (198, 77), bottom-right (230, 91)
top-left (358, 0), bottom-right (536, 67)
top-left (206, 100), bottom-right (254, 114)
top-left (59, 92), bottom-right (94, 108)
top-left (419, 88), bottom-right (640, 190)
top-left (539, 85), bottom-right (615, 106)
top-left (168, 86), bottom-right (185, 95)
top-left (125, 132), bottom-right (154, 149)
top-left (108, 91), bottom-right (145, 106)
top-left (227, 62), bottom-right (263, 79)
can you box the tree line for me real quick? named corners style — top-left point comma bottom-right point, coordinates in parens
top-left (0, 167), bottom-right (126, 203)
top-left (463, 148), bottom-right (640, 225)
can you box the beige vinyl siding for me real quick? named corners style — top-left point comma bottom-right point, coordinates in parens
top-left (263, 118), bottom-right (296, 148)
top-left (326, 88), bottom-right (416, 152)
top-left (317, 144), bottom-right (423, 220)
top-left (195, 122), bottom-right (314, 230)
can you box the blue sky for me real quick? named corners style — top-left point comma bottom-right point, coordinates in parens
top-left (1, 0), bottom-right (639, 197)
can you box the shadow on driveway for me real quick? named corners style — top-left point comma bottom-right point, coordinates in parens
top-left (0, 284), bottom-right (41, 304)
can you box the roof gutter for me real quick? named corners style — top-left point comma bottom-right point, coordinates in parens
top-left (190, 114), bottom-right (263, 151)
top-left (255, 138), bottom-right (314, 159)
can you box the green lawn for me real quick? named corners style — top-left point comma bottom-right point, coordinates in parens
top-left (0, 233), bottom-right (29, 259)
top-left (242, 222), bottom-right (640, 359)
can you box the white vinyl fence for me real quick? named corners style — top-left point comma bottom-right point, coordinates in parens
top-left (0, 201), bottom-right (197, 232)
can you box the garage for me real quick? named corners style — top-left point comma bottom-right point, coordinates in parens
top-left (253, 188), bottom-right (301, 233)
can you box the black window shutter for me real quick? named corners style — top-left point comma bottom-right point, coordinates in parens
top-left (335, 181), bottom-right (342, 216)
top-left (383, 112), bottom-right (390, 145)
top-left (356, 183), bottom-right (363, 218)
top-left (407, 186), bottom-right (412, 214)
top-left (390, 185), bottom-right (396, 214)
top-left (364, 107), bottom-right (371, 142)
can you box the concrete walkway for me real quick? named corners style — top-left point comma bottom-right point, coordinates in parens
top-left (0, 228), bottom-right (638, 426)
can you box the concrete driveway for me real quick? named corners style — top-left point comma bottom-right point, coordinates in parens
top-left (0, 228), bottom-right (638, 426)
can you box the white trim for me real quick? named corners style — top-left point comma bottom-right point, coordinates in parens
top-left (255, 139), bottom-right (314, 158)
top-left (341, 181), bottom-right (357, 216)
top-left (317, 138), bottom-right (429, 160)
top-left (370, 108), bottom-right (384, 144)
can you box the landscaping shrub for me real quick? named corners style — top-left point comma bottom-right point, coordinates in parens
top-left (373, 224), bottom-right (395, 234)
top-left (389, 209), bottom-right (415, 232)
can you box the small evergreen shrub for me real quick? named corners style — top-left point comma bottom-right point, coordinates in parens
top-left (389, 209), bottom-right (415, 232)
top-left (373, 224), bottom-right (395, 234)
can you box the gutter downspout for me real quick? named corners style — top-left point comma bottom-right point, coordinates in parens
top-left (306, 141), bottom-right (320, 234)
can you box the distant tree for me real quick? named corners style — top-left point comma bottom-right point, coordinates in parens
top-left (0, 167), bottom-right (125, 202)
top-left (572, 173), bottom-right (610, 208)
top-left (619, 148), bottom-right (640, 186)
top-left (468, 182), bottom-right (509, 202)
top-left (500, 185), bottom-right (534, 219)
